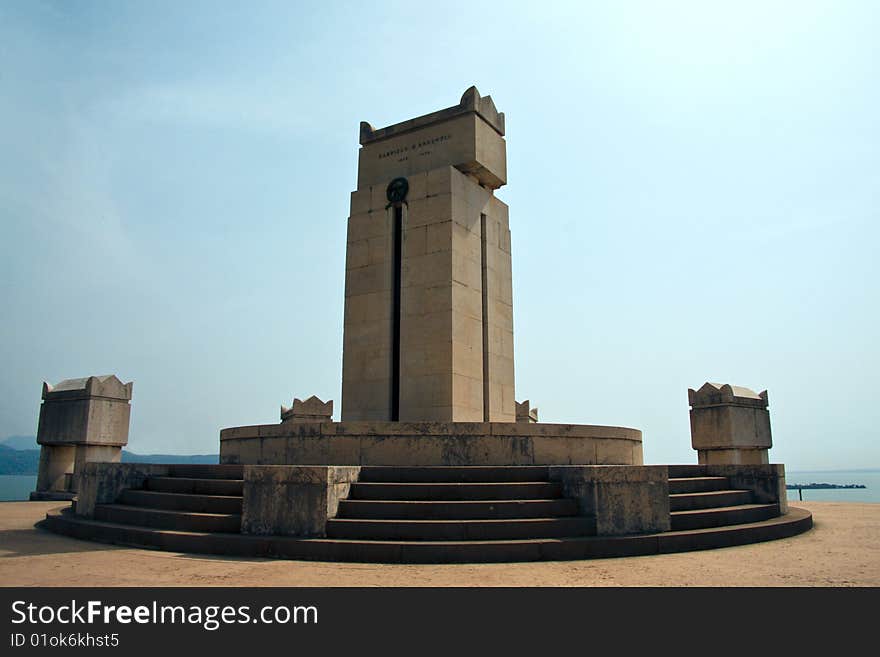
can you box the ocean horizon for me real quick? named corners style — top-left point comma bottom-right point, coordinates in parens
top-left (785, 469), bottom-right (880, 503)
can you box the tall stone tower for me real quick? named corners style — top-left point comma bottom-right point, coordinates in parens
top-left (342, 87), bottom-right (515, 423)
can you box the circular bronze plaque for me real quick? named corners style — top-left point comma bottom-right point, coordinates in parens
top-left (386, 177), bottom-right (409, 204)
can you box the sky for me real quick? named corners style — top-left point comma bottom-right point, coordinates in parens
top-left (0, 1), bottom-right (877, 470)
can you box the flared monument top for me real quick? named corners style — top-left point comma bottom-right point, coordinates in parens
top-left (688, 382), bottom-right (768, 409)
top-left (355, 86), bottom-right (507, 190)
top-left (359, 86), bottom-right (505, 144)
top-left (42, 374), bottom-right (133, 402)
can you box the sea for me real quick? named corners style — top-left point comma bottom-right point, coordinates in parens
top-left (0, 475), bottom-right (37, 502)
top-left (785, 470), bottom-right (880, 503)
top-left (1, 471), bottom-right (878, 503)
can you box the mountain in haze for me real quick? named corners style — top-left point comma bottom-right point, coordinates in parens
top-left (0, 435), bottom-right (218, 474)
top-left (1, 435), bottom-right (38, 450)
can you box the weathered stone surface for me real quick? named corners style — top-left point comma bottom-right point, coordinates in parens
top-left (76, 462), bottom-right (168, 517)
top-left (549, 466), bottom-right (671, 535)
top-left (34, 445), bottom-right (75, 496)
top-left (37, 375), bottom-right (132, 446)
top-left (699, 448), bottom-right (770, 465)
top-left (515, 400), bottom-right (538, 423)
top-left (34, 375), bottom-right (133, 496)
top-left (357, 87), bottom-right (506, 189)
top-left (241, 466), bottom-right (360, 537)
top-left (220, 421), bottom-right (642, 467)
top-left (280, 395), bottom-right (333, 423)
top-left (689, 382), bottom-right (772, 465)
top-left (702, 463), bottom-right (788, 514)
top-left (342, 88), bottom-right (516, 423)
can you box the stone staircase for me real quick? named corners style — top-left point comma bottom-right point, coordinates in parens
top-left (92, 464), bottom-right (244, 533)
top-left (668, 465), bottom-right (780, 531)
top-left (327, 466), bottom-right (596, 541)
top-left (42, 464), bottom-right (811, 563)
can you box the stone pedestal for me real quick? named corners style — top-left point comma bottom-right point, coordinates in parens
top-left (31, 375), bottom-right (132, 500)
top-left (241, 466), bottom-right (361, 537)
top-left (688, 382), bottom-right (771, 465)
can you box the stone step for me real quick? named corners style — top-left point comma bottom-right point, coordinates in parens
top-left (325, 517), bottom-right (596, 541)
top-left (118, 489), bottom-right (242, 514)
top-left (42, 506), bottom-right (813, 564)
top-left (358, 466), bottom-right (551, 483)
top-left (669, 490), bottom-right (754, 512)
top-left (670, 504), bottom-right (779, 531)
top-left (347, 481), bottom-right (562, 501)
top-left (166, 464), bottom-right (244, 480)
top-left (667, 465), bottom-right (707, 479)
top-left (668, 477), bottom-right (730, 494)
top-left (145, 477), bottom-right (243, 496)
top-left (93, 504), bottom-right (241, 533)
top-left (336, 498), bottom-right (579, 520)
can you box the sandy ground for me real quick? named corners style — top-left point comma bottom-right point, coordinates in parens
top-left (0, 501), bottom-right (877, 587)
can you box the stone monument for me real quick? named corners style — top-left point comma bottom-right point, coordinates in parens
top-left (38, 89), bottom-right (812, 564)
top-left (218, 87), bottom-right (644, 469)
top-left (688, 382), bottom-right (772, 465)
top-left (342, 86), bottom-right (514, 422)
top-left (31, 374), bottom-right (132, 500)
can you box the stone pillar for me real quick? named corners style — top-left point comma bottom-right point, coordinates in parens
top-left (515, 400), bottom-right (538, 423)
top-left (341, 86), bottom-right (515, 423)
top-left (688, 382), bottom-right (771, 465)
top-left (280, 396), bottom-right (333, 423)
top-left (31, 375), bottom-right (132, 500)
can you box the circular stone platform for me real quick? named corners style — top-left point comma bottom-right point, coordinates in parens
top-left (38, 464), bottom-right (812, 563)
top-left (218, 421), bottom-right (643, 466)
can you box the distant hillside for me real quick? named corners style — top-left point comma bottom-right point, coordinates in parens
top-left (1, 435), bottom-right (37, 450)
top-left (0, 445), bottom-right (39, 475)
top-left (0, 440), bottom-right (218, 475)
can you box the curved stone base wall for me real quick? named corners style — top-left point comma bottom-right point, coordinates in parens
top-left (219, 421), bottom-right (643, 466)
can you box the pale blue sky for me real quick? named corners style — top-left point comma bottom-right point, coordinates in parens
top-left (1, 1), bottom-right (877, 469)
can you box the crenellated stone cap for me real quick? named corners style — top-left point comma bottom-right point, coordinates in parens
top-left (281, 395), bottom-right (333, 423)
top-left (515, 400), bottom-right (539, 423)
top-left (359, 85), bottom-right (505, 145)
top-left (688, 382), bottom-right (768, 409)
top-left (42, 375), bottom-right (133, 402)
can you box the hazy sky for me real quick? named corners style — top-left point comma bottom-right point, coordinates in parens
top-left (1, 1), bottom-right (877, 469)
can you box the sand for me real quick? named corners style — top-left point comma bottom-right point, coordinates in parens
top-left (0, 501), bottom-right (877, 587)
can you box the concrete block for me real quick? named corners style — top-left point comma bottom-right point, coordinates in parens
top-left (689, 382), bottom-right (772, 465)
top-left (34, 375), bottom-right (132, 497)
top-left (241, 466), bottom-right (360, 537)
top-left (280, 395), bottom-right (333, 423)
top-left (37, 375), bottom-right (132, 446)
top-left (549, 466), bottom-right (671, 535)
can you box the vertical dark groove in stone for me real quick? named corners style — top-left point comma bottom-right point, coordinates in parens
top-left (391, 205), bottom-right (403, 421)
top-left (481, 213), bottom-right (490, 422)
